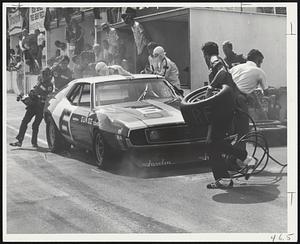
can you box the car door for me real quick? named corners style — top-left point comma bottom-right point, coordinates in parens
top-left (69, 83), bottom-right (94, 148)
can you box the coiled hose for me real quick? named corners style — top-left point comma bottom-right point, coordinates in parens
top-left (230, 108), bottom-right (287, 179)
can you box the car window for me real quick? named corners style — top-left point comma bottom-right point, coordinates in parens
top-left (68, 84), bottom-right (82, 105)
top-left (95, 79), bottom-right (175, 106)
top-left (78, 83), bottom-right (91, 107)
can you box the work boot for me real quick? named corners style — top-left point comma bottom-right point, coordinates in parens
top-left (10, 140), bottom-right (22, 147)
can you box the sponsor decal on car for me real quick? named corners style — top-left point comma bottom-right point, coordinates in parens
top-left (141, 159), bottom-right (173, 167)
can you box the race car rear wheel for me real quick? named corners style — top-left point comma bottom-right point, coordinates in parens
top-left (46, 117), bottom-right (69, 152)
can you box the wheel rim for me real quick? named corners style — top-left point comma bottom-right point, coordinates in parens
top-left (95, 134), bottom-right (105, 166)
top-left (48, 122), bottom-right (56, 147)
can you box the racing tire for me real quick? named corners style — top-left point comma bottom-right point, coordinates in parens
top-left (180, 85), bottom-right (235, 127)
top-left (93, 131), bottom-right (113, 169)
top-left (46, 117), bottom-right (69, 153)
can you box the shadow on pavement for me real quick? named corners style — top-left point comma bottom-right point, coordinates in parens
top-left (10, 146), bottom-right (51, 153)
top-left (212, 183), bottom-right (281, 204)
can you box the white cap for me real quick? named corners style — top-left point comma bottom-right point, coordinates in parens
top-left (153, 46), bottom-right (166, 56)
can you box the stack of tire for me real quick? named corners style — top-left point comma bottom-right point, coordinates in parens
top-left (180, 85), bottom-right (235, 128)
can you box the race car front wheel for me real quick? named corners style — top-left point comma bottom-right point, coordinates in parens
top-left (94, 131), bottom-right (108, 169)
top-left (46, 118), bottom-right (69, 153)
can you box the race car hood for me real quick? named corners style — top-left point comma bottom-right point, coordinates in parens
top-left (95, 99), bottom-right (185, 135)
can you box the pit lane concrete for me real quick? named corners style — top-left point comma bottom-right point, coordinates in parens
top-left (5, 93), bottom-right (287, 234)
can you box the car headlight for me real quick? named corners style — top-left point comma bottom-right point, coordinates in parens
top-left (149, 130), bottom-right (160, 141)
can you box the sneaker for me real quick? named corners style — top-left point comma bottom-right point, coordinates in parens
top-left (207, 178), bottom-right (233, 189)
top-left (32, 143), bottom-right (39, 148)
top-left (236, 156), bottom-right (257, 168)
top-left (9, 141), bottom-right (22, 147)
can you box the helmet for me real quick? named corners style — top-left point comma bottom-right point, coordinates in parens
top-left (153, 46), bottom-right (166, 57)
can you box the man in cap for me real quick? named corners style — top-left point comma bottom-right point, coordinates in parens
top-left (222, 41), bottom-right (246, 69)
top-left (101, 22), bottom-right (120, 64)
top-left (121, 12), bottom-right (149, 73)
top-left (152, 46), bottom-right (181, 91)
top-left (95, 61), bottom-right (131, 76)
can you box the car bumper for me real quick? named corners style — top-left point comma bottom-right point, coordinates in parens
top-left (122, 141), bottom-right (209, 168)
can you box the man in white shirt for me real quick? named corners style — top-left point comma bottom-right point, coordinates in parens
top-left (230, 49), bottom-right (268, 95)
top-left (230, 49), bottom-right (268, 149)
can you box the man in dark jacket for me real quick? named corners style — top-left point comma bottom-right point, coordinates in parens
top-left (202, 42), bottom-right (256, 189)
top-left (10, 67), bottom-right (54, 147)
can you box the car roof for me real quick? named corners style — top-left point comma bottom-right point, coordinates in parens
top-left (72, 74), bottom-right (163, 84)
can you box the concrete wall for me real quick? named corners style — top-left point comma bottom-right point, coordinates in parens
top-left (190, 8), bottom-right (286, 91)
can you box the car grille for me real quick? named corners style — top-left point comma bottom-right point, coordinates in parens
top-left (129, 125), bottom-right (207, 145)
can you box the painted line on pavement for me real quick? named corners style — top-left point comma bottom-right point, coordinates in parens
top-left (6, 124), bottom-right (48, 146)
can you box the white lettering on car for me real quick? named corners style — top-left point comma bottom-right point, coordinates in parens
top-left (141, 159), bottom-right (173, 167)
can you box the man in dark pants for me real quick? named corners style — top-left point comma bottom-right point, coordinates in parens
top-left (10, 67), bottom-right (54, 147)
top-left (201, 42), bottom-right (256, 189)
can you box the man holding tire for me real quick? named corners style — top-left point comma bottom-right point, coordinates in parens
top-left (201, 42), bottom-right (256, 189)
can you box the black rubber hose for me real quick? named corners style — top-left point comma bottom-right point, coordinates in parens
top-left (230, 108), bottom-right (287, 179)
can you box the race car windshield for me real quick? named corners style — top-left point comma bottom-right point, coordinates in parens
top-left (95, 79), bottom-right (176, 106)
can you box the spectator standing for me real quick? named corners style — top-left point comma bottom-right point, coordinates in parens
top-left (14, 56), bottom-right (25, 95)
top-left (71, 20), bottom-right (85, 55)
top-left (101, 40), bottom-right (113, 65)
top-left (52, 55), bottom-right (73, 90)
top-left (222, 41), bottom-right (246, 69)
top-left (121, 13), bottom-right (149, 73)
top-left (72, 55), bottom-right (83, 79)
top-left (35, 29), bottom-right (46, 69)
top-left (93, 43), bottom-right (102, 63)
top-left (101, 22), bottom-right (120, 64)
top-left (152, 46), bottom-right (181, 90)
top-left (95, 61), bottom-right (132, 76)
